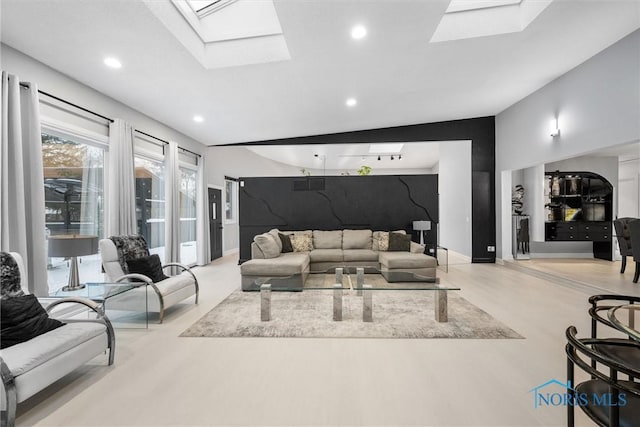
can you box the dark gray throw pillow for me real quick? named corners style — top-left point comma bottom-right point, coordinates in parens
top-left (388, 232), bottom-right (411, 251)
top-left (279, 233), bottom-right (293, 253)
top-left (1, 294), bottom-right (65, 349)
top-left (126, 254), bottom-right (169, 283)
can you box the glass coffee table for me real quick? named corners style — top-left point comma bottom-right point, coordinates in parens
top-left (45, 282), bottom-right (150, 328)
top-left (253, 267), bottom-right (460, 323)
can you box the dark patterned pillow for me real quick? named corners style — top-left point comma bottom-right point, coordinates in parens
top-left (388, 232), bottom-right (411, 251)
top-left (110, 235), bottom-right (150, 274)
top-left (0, 252), bottom-right (25, 300)
top-left (279, 233), bottom-right (293, 253)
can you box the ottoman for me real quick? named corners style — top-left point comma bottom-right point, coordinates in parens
top-left (378, 252), bottom-right (437, 282)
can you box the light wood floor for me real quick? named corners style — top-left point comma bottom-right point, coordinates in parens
top-left (15, 254), bottom-right (632, 427)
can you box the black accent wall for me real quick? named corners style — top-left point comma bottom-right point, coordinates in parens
top-left (226, 116), bottom-right (496, 262)
top-left (239, 175), bottom-right (438, 263)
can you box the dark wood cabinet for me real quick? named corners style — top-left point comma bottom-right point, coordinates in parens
top-left (544, 171), bottom-right (613, 260)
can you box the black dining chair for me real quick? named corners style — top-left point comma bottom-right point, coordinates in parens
top-left (565, 326), bottom-right (640, 427)
top-left (628, 219), bottom-right (640, 283)
top-left (613, 218), bottom-right (634, 273)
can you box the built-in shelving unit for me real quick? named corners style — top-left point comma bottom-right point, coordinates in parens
top-left (544, 171), bottom-right (613, 260)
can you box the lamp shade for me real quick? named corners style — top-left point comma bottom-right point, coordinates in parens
top-left (412, 220), bottom-right (431, 231)
top-left (48, 235), bottom-right (99, 257)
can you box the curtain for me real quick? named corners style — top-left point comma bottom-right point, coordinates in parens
top-left (164, 141), bottom-right (181, 265)
top-left (196, 155), bottom-right (210, 265)
top-left (106, 119), bottom-right (136, 236)
top-left (0, 71), bottom-right (48, 296)
top-left (79, 146), bottom-right (102, 236)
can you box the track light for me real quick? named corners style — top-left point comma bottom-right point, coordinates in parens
top-left (377, 156), bottom-right (381, 161)
top-left (399, 155), bottom-right (402, 160)
top-left (391, 156), bottom-right (394, 160)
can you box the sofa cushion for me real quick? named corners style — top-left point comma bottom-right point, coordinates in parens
top-left (254, 233), bottom-right (281, 259)
top-left (389, 232), bottom-right (411, 251)
top-left (241, 254), bottom-right (310, 276)
top-left (109, 235), bottom-right (150, 274)
top-left (291, 234), bottom-right (314, 252)
top-left (279, 233), bottom-right (293, 253)
top-left (379, 252), bottom-right (437, 269)
top-left (268, 229), bottom-right (283, 253)
top-left (343, 249), bottom-right (379, 262)
top-left (154, 272), bottom-right (195, 295)
top-left (126, 254), bottom-right (169, 283)
top-left (313, 230), bottom-right (343, 249)
top-left (373, 231), bottom-right (389, 251)
top-left (0, 321), bottom-right (105, 377)
top-left (1, 294), bottom-right (65, 349)
top-left (343, 230), bottom-right (372, 249)
top-left (309, 249), bottom-right (344, 263)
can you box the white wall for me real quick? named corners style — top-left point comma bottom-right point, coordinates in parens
top-left (619, 158), bottom-right (640, 218)
top-left (438, 141), bottom-right (472, 257)
top-left (495, 29), bottom-right (640, 259)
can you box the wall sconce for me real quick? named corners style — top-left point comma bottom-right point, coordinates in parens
top-left (550, 118), bottom-right (560, 137)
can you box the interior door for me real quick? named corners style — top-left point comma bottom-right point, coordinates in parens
top-left (209, 188), bottom-right (223, 261)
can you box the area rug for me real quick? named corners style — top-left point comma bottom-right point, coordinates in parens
top-left (181, 276), bottom-right (523, 339)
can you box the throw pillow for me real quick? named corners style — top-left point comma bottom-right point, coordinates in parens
top-left (0, 252), bottom-right (24, 300)
top-left (388, 232), bottom-right (411, 251)
top-left (268, 229), bottom-right (283, 253)
top-left (279, 233), bottom-right (293, 253)
top-left (110, 235), bottom-right (150, 274)
top-left (1, 294), bottom-right (65, 349)
top-left (375, 232), bottom-right (390, 251)
top-left (290, 234), bottom-right (314, 252)
top-left (254, 233), bottom-right (281, 259)
top-left (126, 254), bottom-right (169, 283)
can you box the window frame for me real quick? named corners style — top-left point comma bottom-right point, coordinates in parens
top-left (224, 178), bottom-right (237, 225)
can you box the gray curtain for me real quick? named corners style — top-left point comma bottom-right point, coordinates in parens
top-left (106, 119), bottom-right (137, 236)
top-left (165, 141), bottom-right (181, 264)
top-left (0, 71), bottom-right (48, 296)
top-left (196, 155), bottom-right (210, 265)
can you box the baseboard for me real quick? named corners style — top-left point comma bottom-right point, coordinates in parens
top-left (223, 248), bottom-right (239, 256)
top-left (529, 252), bottom-right (593, 259)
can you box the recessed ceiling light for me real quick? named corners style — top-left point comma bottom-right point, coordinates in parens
top-left (351, 25), bottom-right (367, 39)
top-left (346, 98), bottom-right (357, 107)
top-left (193, 115), bottom-right (204, 123)
top-left (103, 57), bottom-right (122, 69)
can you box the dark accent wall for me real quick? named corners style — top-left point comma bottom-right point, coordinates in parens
top-left (239, 175), bottom-right (438, 263)
top-left (226, 116), bottom-right (496, 262)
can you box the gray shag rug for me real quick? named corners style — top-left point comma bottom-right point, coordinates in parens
top-left (181, 275), bottom-right (523, 339)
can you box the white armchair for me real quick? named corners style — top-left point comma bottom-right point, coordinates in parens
top-left (99, 238), bottom-right (199, 323)
top-left (0, 252), bottom-right (114, 427)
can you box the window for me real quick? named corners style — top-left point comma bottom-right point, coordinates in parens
top-left (179, 167), bottom-right (197, 265)
top-left (225, 179), bottom-right (236, 223)
top-left (43, 133), bottom-right (105, 292)
top-left (135, 156), bottom-right (165, 262)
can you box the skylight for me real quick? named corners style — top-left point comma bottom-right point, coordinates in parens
top-left (186, 0), bottom-right (235, 18)
top-left (446, 0), bottom-right (522, 14)
top-left (430, 0), bottom-right (553, 42)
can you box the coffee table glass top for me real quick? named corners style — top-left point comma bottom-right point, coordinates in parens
top-left (251, 267), bottom-right (460, 291)
top-left (47, 282), bottom-right (149, 328)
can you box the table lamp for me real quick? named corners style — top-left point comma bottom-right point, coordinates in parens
top-left (48, 234), bottom-right (99, 291)
top-left (412, 220), bottom-right (431, 245)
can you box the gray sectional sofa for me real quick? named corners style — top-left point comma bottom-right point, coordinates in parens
top-left (240, 229), bottom-right (437, 291)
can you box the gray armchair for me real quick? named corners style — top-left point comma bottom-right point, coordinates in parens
top-left (613, 217), bottom-right (634, 273)
top-left (0, 252), bottom-right (114, 427)
top-left (99, 237), bottom-right (199, 323)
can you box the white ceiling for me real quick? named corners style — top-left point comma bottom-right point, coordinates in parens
top-left (1, 0), bottom-right (639, 147)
